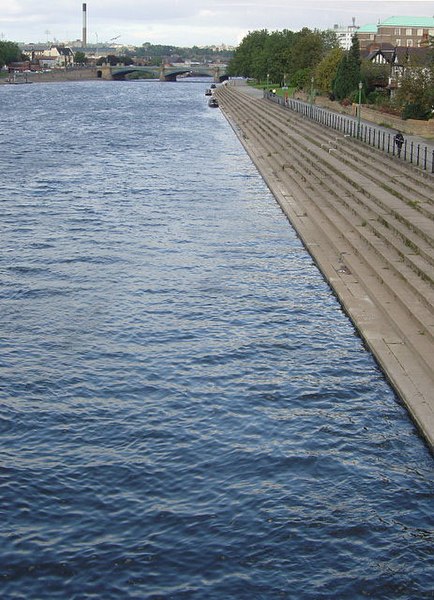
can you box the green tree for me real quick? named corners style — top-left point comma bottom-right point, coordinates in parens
top-left (97, 54), bottom-right (133, 66)
top-left (264, 30), bottom-right (294, 85)
top-left (360, 60), bottom-right (389, 102)
top-left (291, 28), bottom-right (326, 74)
top-left (333, 35), bottom-right (361, 100)
top-left (321, 29), bottom-right (340, 52)
top-left (395, 64), bottom-right (434, 119)
top-left (291, 68), bottom-right (311, 90)
top-left (227, 29), bottom-right (269, 78)
top-left (0, 40), bottom-right (21, 69)
top-left (314, 46), bottom-right (343, 95)
top-left (74, 51), bottom-right (87, 65)
top-left (227, 27), bottom-right (338, 88)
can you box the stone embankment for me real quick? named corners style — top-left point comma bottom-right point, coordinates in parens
top-left (216, 83), bottom-right (434, 451)
top-left (0, 68), bottom-right (99, 85)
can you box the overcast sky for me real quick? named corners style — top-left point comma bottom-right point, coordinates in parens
top-left (0, 0), bottom-right (432, 47)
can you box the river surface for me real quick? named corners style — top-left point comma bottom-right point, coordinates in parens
top-left (0, 80), bottom-right (432, 599)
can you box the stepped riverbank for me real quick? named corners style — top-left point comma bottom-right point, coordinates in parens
top-left (216, 81), bottom-right (434, 451)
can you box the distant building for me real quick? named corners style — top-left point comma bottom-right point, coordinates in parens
top-left (330, 18), bottom-right (359, 50)
top-left (357, 16), bottom-right (434, 49)
top-left (360, 43), bottom-right (431, 97)
top-left (361, 43), bottom-right (396, 66)
top-left (356, 23), bottom-right (378, 49)
top-left (29, 45), bottom-right (74, 68)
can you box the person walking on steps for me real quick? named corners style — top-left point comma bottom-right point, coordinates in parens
top-left (394, 131), bottom-right (404, 158)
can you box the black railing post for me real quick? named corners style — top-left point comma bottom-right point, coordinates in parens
top-left (282, 98), bottom-right (432, 174)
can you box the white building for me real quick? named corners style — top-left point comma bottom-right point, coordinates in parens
top-left (330, 19), bottom-right (359, 50)
top-left (31, 45), bottom-right (75, 68)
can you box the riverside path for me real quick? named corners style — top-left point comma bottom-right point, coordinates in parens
top-left (216, 80), bottom-right (434, 451)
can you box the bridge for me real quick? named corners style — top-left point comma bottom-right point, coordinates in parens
top-left (97, 64), bottom-right (228, 82)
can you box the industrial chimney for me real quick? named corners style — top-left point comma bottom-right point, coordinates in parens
top-left (82, 3), bottom-right (87, 47)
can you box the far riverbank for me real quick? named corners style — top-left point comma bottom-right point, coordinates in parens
top-left (0, 67), bottom-right (99, 85)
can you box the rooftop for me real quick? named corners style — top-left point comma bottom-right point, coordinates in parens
top-left (357, 23), bottom-right (378, 33)
top-left (379, 16), bottom-right (434, 28)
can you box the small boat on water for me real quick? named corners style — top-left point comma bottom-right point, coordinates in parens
top-left (205, 88), bottom-right (212, 96)
top-left (208, 97), bottom-right (219, 108)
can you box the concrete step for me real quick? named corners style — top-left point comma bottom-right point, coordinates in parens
top-left (259, 100), bottom-right (434, 224)
top-left (222, 89), bottom-right (434, 284)
top-left (263, 96), bottom-right (434, 192)
top-left (217, 84), bottom-right (434, 450)
top-left (253, 104), bottom-right (434, 238)
top-left (217, 87), bottom-right (434, 344)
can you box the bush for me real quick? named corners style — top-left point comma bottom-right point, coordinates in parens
top-left (366, 90), bottom-right (388, 105)
top-left (290, 68), bottom-right (311, 90)
top-left (402, 102), bottom-right (431, 121)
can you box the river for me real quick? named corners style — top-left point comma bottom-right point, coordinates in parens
top-left (0, 80), bottom-right (432, 599)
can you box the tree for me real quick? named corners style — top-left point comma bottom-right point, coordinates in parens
top-left (96, 54), bottom-right (133, 66)
top-left (291, 68), bottom-right (311, 90)
top-left (333, 35), bottom-right (361, 100)
top-left (346, 34), bottom-right (362, 93)
top-left (395, 65), bottom-right (434, 119)
top-left (320, 29), bottom-right (340, 52)
top-left (74, 51), bottom-right (87, 65)
top-left (227, 27), bottom-right (333, 86)
top-left (0, 40), bottom-right (21, 68)
top-left (227, 29), bottom-right (269, 78)
top-left (314, 46), bottom-right (343, 95)
top-left (291, 29), bottom-right (326, 74)
top-left (333, 55), bottom-right (349, 100)
top-left (360, 60), bottom-right (389, 102)
top-left (264, 30), bottom-right (292, 84)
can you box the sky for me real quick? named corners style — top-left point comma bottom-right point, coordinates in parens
top-left (0, 0), bottom-right (433, 47)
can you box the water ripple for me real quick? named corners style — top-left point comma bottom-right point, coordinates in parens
top-left (0, 80), bottom-right (432, 600)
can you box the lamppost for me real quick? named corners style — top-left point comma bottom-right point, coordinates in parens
top-left (267, 72), bottom-right (270, 90)
top-left (310, 76), bottom-right (314, 105)
top-left (357, 81), bottom-right (363, 138)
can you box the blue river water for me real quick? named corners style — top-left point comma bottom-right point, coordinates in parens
top-left (0, 80), bottom-right (433, 599)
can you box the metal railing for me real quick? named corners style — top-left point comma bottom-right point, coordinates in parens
top-left (266, 93), bottom-right (434, 174)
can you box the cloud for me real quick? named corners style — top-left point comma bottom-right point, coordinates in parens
top-left (0, 0), bottom-right (432, 46)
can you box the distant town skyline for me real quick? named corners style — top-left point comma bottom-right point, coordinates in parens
top-left (1, 0), bottom-right (432, 47)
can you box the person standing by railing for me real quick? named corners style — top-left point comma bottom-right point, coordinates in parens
top-left (394, 131), bottom-right (404, 158)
